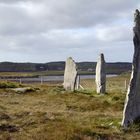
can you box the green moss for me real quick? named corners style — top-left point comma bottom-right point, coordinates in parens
top-left (0, 82), bottom-right (19, 88)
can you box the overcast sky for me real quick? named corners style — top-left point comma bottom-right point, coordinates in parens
top-left (0, 0), bottom-right (139, 63)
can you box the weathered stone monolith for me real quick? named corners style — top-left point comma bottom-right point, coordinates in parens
top-left (95, 53), bottom-right (106, 94)
top-left (63, 57), bottom-right (77, 91)
top-left (122, 9), bottom-right (140, 128)
top-left (76, 75), bottom-right (80, 90)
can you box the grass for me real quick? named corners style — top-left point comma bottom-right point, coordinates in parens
top-left (0, 81), bottom-right (20, 88)
top-left (0, 73), bottom-right (139, 140)
top-left (80, 73), bottom-right (130, 93)
top-left (0, 71), bottom-right (95, 78)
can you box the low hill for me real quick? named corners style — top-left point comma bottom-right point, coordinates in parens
top-left (0, 61), bottom-right (131, 74)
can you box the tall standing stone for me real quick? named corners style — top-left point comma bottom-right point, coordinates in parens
top-left (63, 57), bottom-right (77, 91)
top-left (122, 9), bottom-right (140, 128)
top-left (95, 53), bottom-right (106, 94)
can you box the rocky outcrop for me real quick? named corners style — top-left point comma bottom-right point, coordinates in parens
top-left (63, 57), bottom-right (77, 91)
top-left (95, 53), bottom-right (106, 94)
top-left (122, 9), bottom-right (140, 128)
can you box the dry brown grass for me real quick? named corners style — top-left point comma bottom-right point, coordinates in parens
top-left (0, 74), bottom-right (139, 140)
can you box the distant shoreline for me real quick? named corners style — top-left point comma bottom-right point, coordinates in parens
top-left (0, 71), bottom-right (124, 79)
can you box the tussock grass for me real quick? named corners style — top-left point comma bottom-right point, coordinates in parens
top-left (0, 74), bottom-right (139, 140)
top-left (0, 81), bottom-right (20, 88)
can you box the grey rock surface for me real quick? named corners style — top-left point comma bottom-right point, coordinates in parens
top-left (63, 57), bottom-right (77, 91)
top-left (11, 87), bottom-right (36, 93)
top-left (95, 53), bottom-right (106, 94)
top-left (122, 9), bottom-right (140, 128)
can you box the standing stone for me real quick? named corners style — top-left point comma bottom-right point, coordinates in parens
top-left (95, 53), bottom-right (106, 94)
top-left (76, 75), bottom-right (80, 90)
top-left (63, 57), bottom-right (77, 91)
top-left (122, 9), bottom-right (140, 128)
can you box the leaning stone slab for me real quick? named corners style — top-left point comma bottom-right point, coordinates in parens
top-left (95, 53), bottom-right (106, 94)
top-left (122, 9), bottom-right (140, 128)
top-left (63, 57), bottom-right (77, 91)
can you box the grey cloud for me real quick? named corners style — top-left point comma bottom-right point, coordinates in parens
top-left (0, 0), bottom-right (139, 62)
top-left (0, 0), bottom-right (139, 34)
